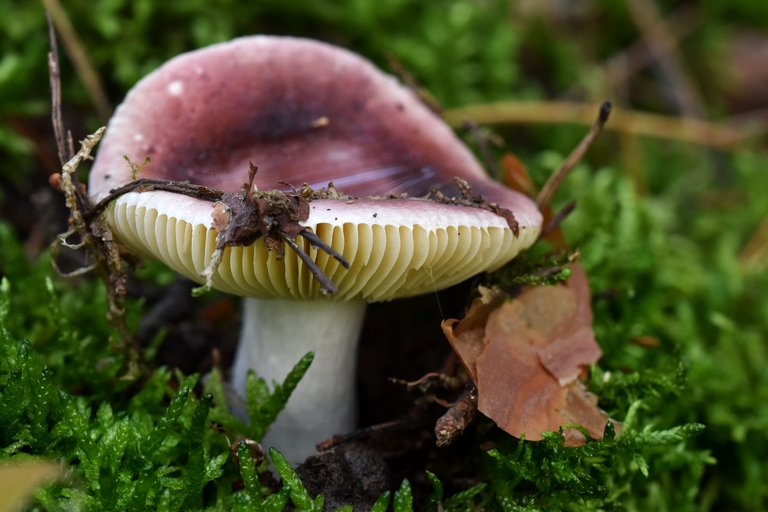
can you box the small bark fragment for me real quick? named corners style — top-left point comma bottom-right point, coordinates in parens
top-left (426, 178), bottom-right (519, 235)
top-left (434, 385), bottom-right (478, 447)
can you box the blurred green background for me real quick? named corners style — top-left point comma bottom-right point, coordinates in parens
top-left (1, 0), bottom-right (767, 510)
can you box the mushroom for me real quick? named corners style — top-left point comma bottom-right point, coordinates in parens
top-left (88, 36), bottom-right (543, 463)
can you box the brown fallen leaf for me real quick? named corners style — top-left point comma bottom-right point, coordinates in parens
top-left (501, 153), bottom-right (570, 249)
top-left (442, 264), bottom-right (609, 445)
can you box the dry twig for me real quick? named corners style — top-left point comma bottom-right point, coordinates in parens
top-left (625, 0), bottom-right (704, 118)
top-left (443, 100), bottom-right (761, 150)
top-left (739, 216), bottom-right (768, 273)
top-left (43, 0), bottom-right (111, 119)
top-left (47, 13), bottom-right (73, 165)
top-left (316, 419), bottom-right (427, 452)
top-left (536, 102), bottom-right (612, 208)
top-left (602, 4), bottom-right (700, 92)
top-left (47, 15), bottom-right (140, 378)
top-left (434, 385), bottom-right (478, 447)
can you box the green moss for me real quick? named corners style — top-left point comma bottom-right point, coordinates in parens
top-left (0, 229), bottom-right (316, 509)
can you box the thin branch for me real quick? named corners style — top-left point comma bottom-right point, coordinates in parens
top-left (282, 234), bottom-right (338, 295)
top-left (43, 0), bottom-right (111, 120)
top-left (48, 128), bottom-right (143, 377)
top-left (442, 100), bottom-right (762, 150)
top-left (298, 229), bottom-right (350, 269)
top-left (46, 12), bottom-right (70, 166)
top-left (463, 119), bottom-right (501, 180)
top-left (625, 0), bottom-right (704, 118)
top-left (316, 418), bottom-right (429, 452)
top-left (85, 179), bottom-right (224, 221)
top-left (540, 200), bottom-right (577, 239)
top-left (389, 372), bottom-right (464, 394)
top-left (58, 128), bottom-right (105, 234)
top-left (537, 102), bottom-right (612, 208)
top-left (602, 3), bottom-right (700, 91)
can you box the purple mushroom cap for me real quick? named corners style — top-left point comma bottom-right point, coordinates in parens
top-left (89, 36), bottom-right (540, 231)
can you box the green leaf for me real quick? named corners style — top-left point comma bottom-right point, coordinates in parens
top-left (259, 488), bottom-right (290, 512)
top-left (632, 453), bottom-right (649, 478)
top-left (238, 440), bottom-right (263, 501)
top-left (425, 470), bottom-right (443, 503)
top-left (444, 483), bottom-right (487, 510)
top-left (181, 393), bottom-right (213, 509)
top-left (146, 375), bottom-right (197, 454)
top-left (270, 447), bottom-right (321, 511)
top-left (247, 352), bottom-right (314, 440)
top-left (369, 491), bottom-right (391, 512)
top-left (393, 479), bottom-right (413, 512)
top-left (205, 451), bottom-right (229, 482)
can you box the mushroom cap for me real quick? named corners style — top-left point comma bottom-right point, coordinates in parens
top-left (89, 36), bottom-right (538, 211)
top-left (107, 191), bottom-right (539, 301)
top-left (89, 36), bottom-right (543, 301)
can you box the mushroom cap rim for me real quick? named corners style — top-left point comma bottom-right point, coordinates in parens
top-left (111, 189), bottom-right (537, 232)
top-left (106, 189), bottom-right (541, 301)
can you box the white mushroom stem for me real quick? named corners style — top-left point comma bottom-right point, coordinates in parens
top-left (232, 297), bottom-right (367, 464)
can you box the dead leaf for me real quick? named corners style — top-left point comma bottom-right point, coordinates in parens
top-left (501, 153), bottom-right (537, 198)
top-left (441, 264), bottom-right (609, 444)
top-left (441, 286), bottom-right (505, 379)
top-left (500, 153), bottom-right (567, 249)
top-left (426, 179), bottom-right (519, 235)
top-left (535, 267), bottom-right (602, 386)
